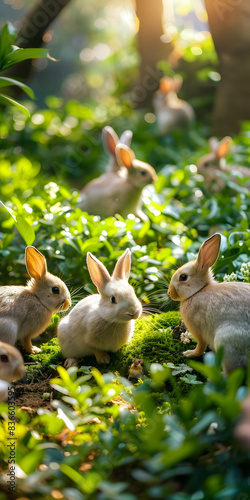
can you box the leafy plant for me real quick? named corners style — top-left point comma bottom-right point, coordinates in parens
top-left (0, 22), bottom-right (53, 116)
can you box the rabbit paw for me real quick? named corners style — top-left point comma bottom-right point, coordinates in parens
top-left (64, 358), bottom-right (78, 369)
top-left (95, 351), bottom-right (110, 364)
top-left (30, 345), bottom-right (42, 354)
top-left (183, 349), bottom-right (195, 357)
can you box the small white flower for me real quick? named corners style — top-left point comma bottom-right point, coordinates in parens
top-left (180, 331), bottom-right (193, 344)
top-left (223, 272), bottom-right (238, 282)
top-left (240, 262), bottom-right (250, 279)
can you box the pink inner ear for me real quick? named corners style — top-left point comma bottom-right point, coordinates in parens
top-left (120, 148), bottom-right (133, 168)
top-left (160, 77), bottom-right (173, 93)
top-left (217, 138), bottom-right (231, 158)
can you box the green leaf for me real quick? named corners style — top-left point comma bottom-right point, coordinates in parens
top-left (2, 47), bottom-right (55, 70)
top-left (15, 215), bottom-right (35, 245)
top-left (0, 76), bottom-right (34, 98)
top-left (0, 93), bottom-right (30, 117)
top-left (0, 23), bottom-right (17, 67)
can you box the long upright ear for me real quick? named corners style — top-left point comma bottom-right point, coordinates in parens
top-left (159, 76), bottom-right (173, 93)
top-left (102, 126), bottom-right (119, 155)
top-left (216, 136), bottom-right (232, 159)
top-left (115, 144), bottom-right (135, 169)
top-left (25, 246), bottom-right (47, 280)
top-left (87, 252), bottom-right (111, 292)
top-left (173, 75), bottom-right (183, 93)
top-left (112, 249), bottom-right (131, 281)
top-left (196, 233), bottom-right (221, 271)
top-left (120, 129), bottom-right (133, 147)
top-left (209, 137), bottom-right (219, 153)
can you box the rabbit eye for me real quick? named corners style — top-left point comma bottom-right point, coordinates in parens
top-left (203, 162), bottom-right (210, 168)
top-left (110, 296), bottom-right (116, 304)
top-left (179, 274), bottom-right (188, 282)
top-left (0, 355), bottom-right (8, 362)
top-left (140, 171), bottom-right (147, 176)
top-left (52, 286), bottom-right (60, 294)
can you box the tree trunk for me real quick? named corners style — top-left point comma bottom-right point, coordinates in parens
top-left (132, 0), bottom-right (172, 108)
top-left (4, 0), bottom-right (71, 85)
top-left (205, 0), bottom-right (250, 135)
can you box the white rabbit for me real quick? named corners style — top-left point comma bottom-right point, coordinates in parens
top-left (0, 246), bottom-right (71, 354)
top-left (168, 233), bottom-right (250, 374)
top-left (153, 75), bottom-right (195, 135)
top-left (197, 136), bottom-right (250, 192)
top-left (78, 144), bottom-right (157, 222)
top-left (102, 125), bottom-right (133, 172)
top-left (58, 249), bottom-right (142, 367)
top-left (0, 342), bottom-right (26, 401)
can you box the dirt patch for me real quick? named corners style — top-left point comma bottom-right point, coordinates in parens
top-left (13, 376), bottom-right (55, 415)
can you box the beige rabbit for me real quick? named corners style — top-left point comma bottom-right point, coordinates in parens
top-left (0, 246), bottom-right (71, 354)
top-left (153, 75), bottom-right (195, 136)
top-left (78, 144), bottom-right (157, 222)
top-left (0, 341), bottom-right (25, 382)
top-left (197, 136), bottom-right (250, 192)
top-left (58, 249), bottom-right (142, 367)
top-left (102, 125), bottom-right (133, 172)
top-left (0, 342), bottom-right (26, 401)
top-left (168, 233), bottom-right (250, 374)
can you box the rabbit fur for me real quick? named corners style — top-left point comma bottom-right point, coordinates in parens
top-left (153, 75), bottom-right (195, 136)
top-left (78, 143), bottom-right (157, 221)
top-left (0, 341), bottom-right (25, 383)
top-left (0, 246), bottom-right (71, 354)
top-left (58, 249), bottom-right (142, 367)
top-left (168, 233), bottom-right (250, 374)
top-left (102, 125), bottom-right (133, 172)
top-left (197, 136), bottom-right (250, 192)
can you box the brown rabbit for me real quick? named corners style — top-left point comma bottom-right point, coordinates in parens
top-left (102, 125), bottom-right (133, 172)
top-left (78, 144), bottom-right (157, 221)
top-left (0, 246), bottom-right (71, 354)
top-left (153, 75), bottom-right (195, 135)
top-left (168, 233), bottom-right (250, 374)
top-left (197, 136), bottom-right (250, 192)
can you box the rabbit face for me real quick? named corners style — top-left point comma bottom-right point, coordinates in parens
top-left (128, 160), bottom-right (158, 188)
top-left (168, 261), bottom-right (207, 301)
top-left (99, 280), bottom-right (142, 324)
top-left (0, 342), bottom-right (25, 382)
top-left (28, 272), bottom-right (71, 313)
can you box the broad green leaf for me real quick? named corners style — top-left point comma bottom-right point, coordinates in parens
top-left (0, 76), bottom-right (34, 98)
top-left (2, 47), bottom-right (55, 70)
top-left (0, 93), bottom-right (30, 117)
top-left (0, 23), bottom-right (16, 67)
top-left (0, 201), bottom-right (35, 244)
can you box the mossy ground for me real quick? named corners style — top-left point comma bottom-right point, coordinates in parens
top-left (20, 311), bottom-right (203, 404)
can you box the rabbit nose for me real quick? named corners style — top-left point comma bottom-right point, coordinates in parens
top-left (63, 298), bottom-right (71, 310)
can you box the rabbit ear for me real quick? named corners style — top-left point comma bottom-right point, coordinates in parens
top-left (208, 137), bottom-right (219, 152)
top-left (196, 233), bottom-right (221, 271)
top-left (159, 76), bottom-right (173, 93)
top-left (115, 144), bottom-right (136, 169)
top-left (102, 126), bottom-right (119, 155)
top-left (216, 136), bottom-right (232, 158)
top-left (173, 75), bottom-right (183, 93)
top-left (120, 129), bottom-right (133, 147)
top-left (87, 252), bottom-right (111, 292)
top-left (112, 249), bottom-right (131, 281)
top-left (25, 246), bottom-right (47, 280)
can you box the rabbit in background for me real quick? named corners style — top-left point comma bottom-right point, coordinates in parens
top-left (78, 143), bottom-right (157, 222)
top-left (168, 233), bottom-right (250, 375)
top-left (0, 246), bottom-right (71, 354)
top-left (153, 75), bottom-right (195, 136)
top-left (102, 125), bottom-right (133, 172)
top-left (58, 249), bottom-right (142, 368)
top-left (197, 136), bottom-right (250, 192)
top-left (0, 342), bottom-right (26, 401)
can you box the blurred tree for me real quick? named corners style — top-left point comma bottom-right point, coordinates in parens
top-left (133, 0), bottom-right (172, 108)
top-left (205, 0), bottom-right (250, 135)
top-left (4, 0), bottom-right (72, 88)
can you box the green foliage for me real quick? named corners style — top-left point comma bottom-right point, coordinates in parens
top-left (0, 22), bottom-right (52, 116)
top-left (0, 355), bottom-right (249, 499)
